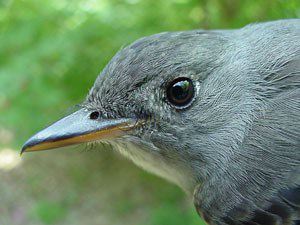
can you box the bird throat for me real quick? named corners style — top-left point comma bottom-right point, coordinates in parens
top-left (111, 139), bottom-right (197, 194)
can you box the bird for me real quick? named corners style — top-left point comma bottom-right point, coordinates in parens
top-left (22, 19), bottom-right (300, 225)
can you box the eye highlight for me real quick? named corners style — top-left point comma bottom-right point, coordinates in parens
top-left (166, 77), bottom-right (194, 108)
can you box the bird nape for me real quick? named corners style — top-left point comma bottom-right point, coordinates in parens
top-left (22, 19), bottom-right (300, 225)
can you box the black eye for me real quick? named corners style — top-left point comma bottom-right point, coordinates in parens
top-left (166, 77), bottom-right (195, 108)
top-left (90, 111), bottom-right (100, 120)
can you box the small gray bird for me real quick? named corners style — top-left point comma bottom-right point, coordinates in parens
top-left (22, 19), bottom-right (300, 225)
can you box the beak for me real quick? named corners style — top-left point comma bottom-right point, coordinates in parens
top-left (21, 109), bottom-right (138, 154)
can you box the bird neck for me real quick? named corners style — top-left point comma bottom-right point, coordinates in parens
top-left (111, 138), bottom-right (198, 194)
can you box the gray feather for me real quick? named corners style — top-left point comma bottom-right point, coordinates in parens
top-left (84, 19), bottom-right (300, 224)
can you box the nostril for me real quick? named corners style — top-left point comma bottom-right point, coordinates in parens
top-left (89, 111), bottom-right (100, 120)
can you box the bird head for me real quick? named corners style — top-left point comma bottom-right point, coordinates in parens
top-left (22, 20), bottom-right (300, 224)
top-left (22, 30), bottom-right (236, 192)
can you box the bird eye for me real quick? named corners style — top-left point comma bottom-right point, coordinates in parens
top-left (166, 77), bottom-right (194, 108)
top-left (89, 111), bottom-right (100, 120)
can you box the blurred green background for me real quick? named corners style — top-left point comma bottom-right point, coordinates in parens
top-left (0, 0), bottom-right (299, 224)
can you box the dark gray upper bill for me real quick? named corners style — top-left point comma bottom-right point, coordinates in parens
top-left (21, 108), bottom-right (134, 154)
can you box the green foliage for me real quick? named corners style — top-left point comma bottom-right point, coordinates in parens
top-left (0, 0), bottom-right (299, 224)
top-left (31, 200), bottom-right (68, 224)
top-left (148, 203), bottom-right (203, 225)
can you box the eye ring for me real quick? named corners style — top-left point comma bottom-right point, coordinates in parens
top-left (166, 77), bottom-right (195, 108)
